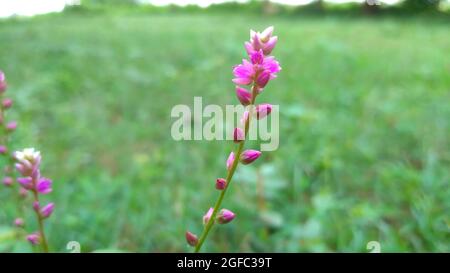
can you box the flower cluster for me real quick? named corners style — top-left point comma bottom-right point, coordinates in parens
top-left (0, 70), bottom-right (18, 188)
top-left (15, 148), bottom-right (54, 251)
top-left (186, 26), bottom-right (281, 252)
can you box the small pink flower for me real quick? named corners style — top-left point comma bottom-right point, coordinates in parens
top-left (203, 207), bottom-right (214, 225)
top-left (240, 150), bottom-right (262, 165)
top-left (36, 178), bottom-right (52, 194)
top-left (17, 176), bottom-right (33, 190)
top-left (27, 233), bottom-right (40, 245)
top-left (2, 98), bottom-right (12, 109)
top-left (2, 176), bottom-right (13, 186)
top-left (217, 209), bottom-right (236, 224)
top-left (235, 86), bottom-right (252, 106)
top-left (6, 121), bottom-right (17, 131)
top-left (215, 178), bottom-right (227, 190)
top-left (232, 59), bottom-right (255, 85)
top-left (0, 145), bottom-right (7, 155)
top-left (14, 218), bottom-right (24, 227)
top-left (233, 128), bottom-right (244, 143)
top-left (226, 152), bottom-right (235, 171)
top-left (185, 231), bottom-right (198, 247)
top-left (255, 104), bottom-right (273, 120)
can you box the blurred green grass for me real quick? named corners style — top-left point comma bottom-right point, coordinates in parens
top-left (0, 12), bottom-right (449, 252)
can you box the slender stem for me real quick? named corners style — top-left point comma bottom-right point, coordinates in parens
top-left (32, 191), bottom-right (49, 253)
top-left (194, 85), bottom-right (258, 252)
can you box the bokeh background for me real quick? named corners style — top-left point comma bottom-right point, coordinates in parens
top-left (0, 0), bottom-right (449, 252)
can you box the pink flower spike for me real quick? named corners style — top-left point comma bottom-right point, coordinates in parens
top-left (235, 86), bottom-right (252, 106)
top-left (255, 104), bottom-right (273, 120)
top-left (40, 203), bottom-right (54, 219)
top-left (185, 231), bottom-right (198, 247)
top-left (233, 128), bottom-right (244, 143)
top-left (36, 178), bottom-right (52, 194)
top-left (217, 209), bottom-right (236, 224)
top-left (3, 176), bottom-right (13, 186)
top-left (240, 150), bottom-right (262, 165)
top-left (14, 218), bottom-right (24, 228)
top-left (226, 152), bottom-right (235, 171)
top-left (215, 178), bottom-right (227, 190)
top-left (2, 98), bottom-right (12, 109)
top-left (203, 207), bottom-right (214, 225)
top-left (0, 145), bottom-right (7, 154)
top-left (17, 177), bottom-right (33, 190)
top-left (27, 233), bottom-right (40, 245)
top-left (6, 121), bottom-right (17, 131)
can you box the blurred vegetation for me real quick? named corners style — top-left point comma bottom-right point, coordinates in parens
top-left (0, 2), bottom-right (449, 252)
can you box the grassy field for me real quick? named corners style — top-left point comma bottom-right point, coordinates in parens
top-left (0, 12), bottom-right (449, 252)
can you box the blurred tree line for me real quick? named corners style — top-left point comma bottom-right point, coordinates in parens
top-left (74, 0), bottom-right (448, 16)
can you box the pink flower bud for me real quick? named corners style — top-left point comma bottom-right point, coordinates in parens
top-left (2, 98), bottom-right (12, 109)
top-left (240, 111), bottom-right (249, 126)
top-left (256, 70), bottom-right (271, 88)
top-left (0, 71), bottom-right (6, 93)
top-left (3, 176), bottom-right (13, 186)
top-left (255, 104), bottom-right (272, 120)
top-left (27, 233), bottom-right (40, 245)
top-left (203, 207), bottom-right (214, 225)
top-left (233, 127), bottom-right (244, 143)
top-left (19, 187), bottom-right (28, 198)
top-left (36, 178), bottom-right (52, 194)
top-left (40, 203), bottom-right (54, 219)
top-left (217, 209), bottom-right (235, 224)
top-left (263, 36), bottom-right (278, 55)
top-left (33, 201), bottom-right (40, 212)
top-left (6, 121), bottom-right (17, 131)
top-left (226, 152), bottom-right (235, 171)
top-left (240, 149), bottom-right (262, 165)
top-left (260, 26), bottom-right (274, 43)
top-left (215, 178), bottom-right (227, 190)
top-left (185, 231), bottom-right (198, 247)
top-left (14, 218), bottom-right (24, 227)
top-left (235, 86), bottom-right (252, 106)
top-left (0, 145), bottom-right (7, 155)
top-left (17, 177), bottom-right (33, 190)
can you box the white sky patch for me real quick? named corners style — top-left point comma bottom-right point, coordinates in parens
top-left (0, 0), bottom-right (412, 18)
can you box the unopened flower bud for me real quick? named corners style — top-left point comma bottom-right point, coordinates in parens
top-left (203, 207), bottom-right (214, 225)
top-left (0, 145), bottom-right (7, 155)
top-left (255, 104), bottom-right (272, 120)
top-left (185, 231), bottom-right (198, 247)
top-left (14, 218), bottom-right (24, 227)
top-left (27, 233), bottom-right (40, 245)
top-left (215, 178), bottom-right (227, 190)
top-left (256, 70), bottom-right (271, 88)
top-left (235, 86), bottom-right (252, 106)
top-left (233, 128), bottom-right (244, 143)
top-left (240, 150), bottom-right (261, 165)
top-left (217, 209), bottom-right (235, 224)
top-left (3, 176), bottom-right (13, 186)
top-left (226, 152), bottom-right (235, 171)
top-left (36, 178), bottom-right (52, 194)
top-left (6, 121), bottom-right (17, 131)
top-left (2, 98), bottom-right (12, 109)
top-left (40, 203), bottom-right (54, 219)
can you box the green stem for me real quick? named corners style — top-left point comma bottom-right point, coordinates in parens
top-left (32, 191), bottom-right (49, 253)
top-left (194, 85), bottom-right (258, 253)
